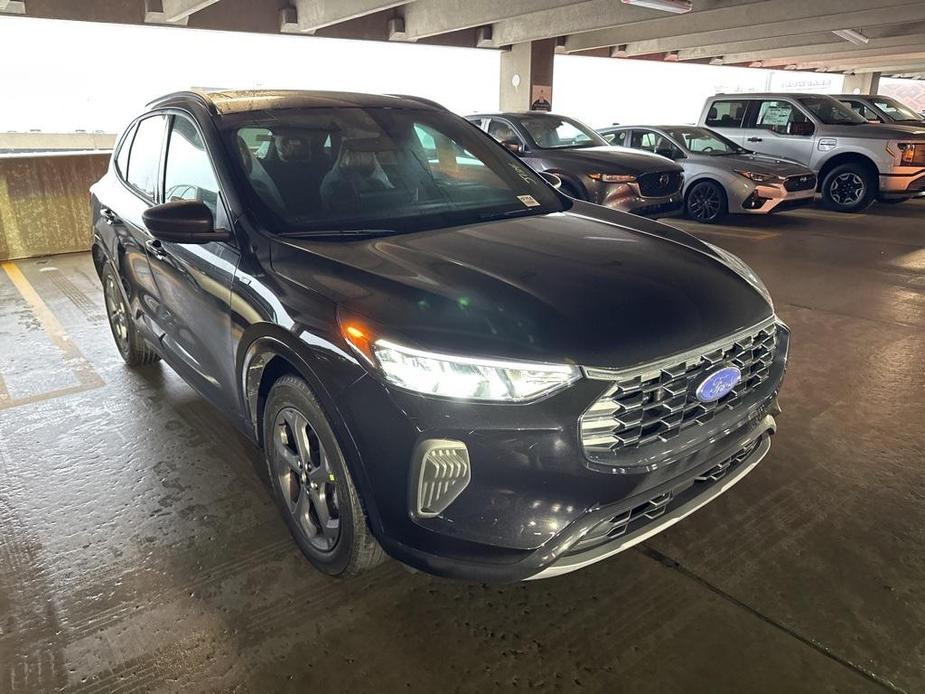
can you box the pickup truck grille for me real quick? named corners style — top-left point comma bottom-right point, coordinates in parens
top-left (580, 322), bottom-right (778, 459)
top-left (637, 171), bottom-right (683, 198)
top-left (784, 173), bottom-right (817, 192)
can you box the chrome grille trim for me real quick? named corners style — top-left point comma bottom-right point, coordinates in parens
top-left (580, 317), bottom-right (779, 459)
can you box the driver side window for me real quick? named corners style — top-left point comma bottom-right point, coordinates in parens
top-left (164, 116), bottom-right (222, 220)
top-left (631, 131), bottom-right (682, 159)
top-left (487, 119), bottom-right (523, 147)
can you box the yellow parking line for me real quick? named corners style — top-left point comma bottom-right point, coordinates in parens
top-left (0, 261), bottom-right (103, 410)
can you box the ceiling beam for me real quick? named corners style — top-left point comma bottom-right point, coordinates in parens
top-left (398, 0), bottom-right (581, 42)
top-left (724, 35), bottom-right (925, 68)
top-left (824, 62), bottom-right (925, 74)
top-left (557, 0), bottom-right (925, 55)
top-left (796, 51), bottom-right (925, 70)
top-left (291, 0), bottom-right (407, 34)
top-left (159, 0), bottom-right (222, 23)
top-left (0, 0), bottom-right (25, 14)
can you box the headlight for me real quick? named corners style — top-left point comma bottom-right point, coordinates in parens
top-left (589, 173), bottom-right (636, 183)
top-left (340, 322), bottom-right (580, 402)
top-left (706, 243), bottom-right (774, 309)
top-left (897, 143), bottom-right (917, 165)
top-left (734, 170), bottom-right (782, 184)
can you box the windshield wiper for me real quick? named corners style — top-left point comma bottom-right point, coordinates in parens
top-left (284, 228), bottom-right (402, 239)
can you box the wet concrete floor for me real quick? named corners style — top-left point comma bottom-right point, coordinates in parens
top-left (0, 200), bottom-right (923, 693)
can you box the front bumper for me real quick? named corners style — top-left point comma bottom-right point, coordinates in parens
top-left (879, 168), bottom-right (925, 198)
top-left (593, 180), bottom-right (684, 218)
top-left (334, 324), bottom-right (789, 582)
top-left (740, 183), bottom-right (815, 215)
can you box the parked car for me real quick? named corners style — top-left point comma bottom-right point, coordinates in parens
top-left (700, 93), bottom-right (925, 211)
top-left (465, 111), bottom-right (683, 218)
top-left (598, 124), bottom-right (817, 223)
top-left (835, 94), bottom-right (925, 125)
top-left (92, 89), bottom-right (787, 582)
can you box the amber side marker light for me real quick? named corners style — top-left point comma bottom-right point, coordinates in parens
top-left (341, 322), bottom-right (376, 364)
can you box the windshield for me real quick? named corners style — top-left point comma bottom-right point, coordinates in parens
top-left (797, 96), bottom-right (867, 125)
top-left (662, 127), bottom-right (746, 155)
top-left (223, 107), bottom-right (565, 235)
top-left (870, 96), bottom-right (923, 122)
top-left (514, 115), bottom-right (609, 150)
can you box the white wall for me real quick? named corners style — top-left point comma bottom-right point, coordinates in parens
top-left (553, 55), bottom-right (846, 129)
top-left (0, 16), bottom-right (501, 133)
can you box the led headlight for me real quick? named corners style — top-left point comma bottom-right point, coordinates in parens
top-left (341, 323), bottom-right (580, 402)
top-left (735, 170), bottom-right (781, 184)
top-left (589, 173), bottom-right (636, 184)
top-left (706, 243), bottom-right (774, 309)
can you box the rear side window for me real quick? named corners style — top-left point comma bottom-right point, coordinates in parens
top-left (705, 100), bottom-right (748, 128)
top-left (126, 115), bottom-right (167, 199)
top-left (631, 130), bottom-right (683, 159)
top-left (115, 123), bottom-right (136, 178)
top-left (603, 130), bottom-right (628, 146)
top-left (753, 100), bottom-right (814, 136)
top-left (164, 116), bottom-right (221, 217)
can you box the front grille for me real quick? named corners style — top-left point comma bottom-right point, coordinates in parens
top-left (580, 322), bottom-right (778, 460)
top-left (637, 170), bottom-right (683, 198)
top-left (784, 173), bottom-right (817, 192)
top-left (568, 437), bottom-right (763, 555)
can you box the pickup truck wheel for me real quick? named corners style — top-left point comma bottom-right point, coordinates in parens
top-left (821, 164), bottom-right (876, 212)
top-left (685, 180), bottom-right (727, 223)
top-left (101, 264), bottom-right (160, 366)
top-left (263, 375), bottom-right (384, 577)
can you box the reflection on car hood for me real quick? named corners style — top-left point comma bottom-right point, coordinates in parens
top-left (538, 145), bottom-right (683, 175)
top-left (688, 152), bottom-right (813, 176)
top-left (271, 203), bottom-right (772, 369)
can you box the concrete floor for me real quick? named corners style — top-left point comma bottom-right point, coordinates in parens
top-left (1, 200), bottom-right (923, 693)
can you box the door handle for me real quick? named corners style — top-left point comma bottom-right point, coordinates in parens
top-left (747, 137), bottom-right (763, 143)
top-left (145, 238), bottom-right (168, 259)
top-left (100, 207), bottom-right (119, 225)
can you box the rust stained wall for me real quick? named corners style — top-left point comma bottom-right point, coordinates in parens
top-left (0, 154), bottom-right (109, 260)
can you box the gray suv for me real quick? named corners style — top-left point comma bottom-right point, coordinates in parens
top-left (700, 93), bottom-right (925, 212)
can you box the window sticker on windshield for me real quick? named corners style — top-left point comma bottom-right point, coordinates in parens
top-left (517, 195), bottom-right (541, 207)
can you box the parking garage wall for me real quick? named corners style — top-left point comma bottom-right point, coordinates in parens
top-left (0, 152), bottom-right (108, 260)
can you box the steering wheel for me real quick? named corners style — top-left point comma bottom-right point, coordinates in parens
top-left (701, 146), bottom-right (715, 153)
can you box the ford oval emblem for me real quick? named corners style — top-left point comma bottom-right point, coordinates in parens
top-left (695, 366), bottom-right (742, 403)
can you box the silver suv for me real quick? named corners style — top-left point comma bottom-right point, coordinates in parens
top-left (700, 93), bottom-right (925, 212)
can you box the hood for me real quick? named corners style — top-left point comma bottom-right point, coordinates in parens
top-left (688, 151), bottom-right (813, 177)
top-left (270, 206), bottom-right (772, 369)
top-left (818, 123), bottom-right (925, 140)
top-left (540, 145), bottom-right (683, 175)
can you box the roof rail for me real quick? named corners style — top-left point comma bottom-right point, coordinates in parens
top-left (145, 89), bottom-right (217, 114)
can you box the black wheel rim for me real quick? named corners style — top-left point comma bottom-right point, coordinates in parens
top-left (688, 184), bottom-right (722, 221)
top-left (829, 172), bottom-right (865, 206)
top-left (272, 407), bottom-right (340, 552)
top-left (103, 274), bottom-right (129, 352)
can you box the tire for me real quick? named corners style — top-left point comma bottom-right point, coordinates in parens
top-left (685, 180), bottom-right (727, 223)
top-left (101, 263), bottom-right (160, 367)
top-left (821, 163), bottom-right (876, 213)
top-left (263, 375), bottom-right (384, 577)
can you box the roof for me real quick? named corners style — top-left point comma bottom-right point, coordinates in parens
top-left (711, 92), bottom-right (834, 99)
top-left (146, 89), bottom-right (443, 115)
top-left (467, 112), bottom-right (572, 119)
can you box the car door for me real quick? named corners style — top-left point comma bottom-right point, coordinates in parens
top-left (703, 98), bottom-right (749, 146)
top-left (144, 112), bottom-right (240, 409)
top-left (97, 115), bottom-right (168, 337)
top-left (739, 99), bottom-right (816, 166)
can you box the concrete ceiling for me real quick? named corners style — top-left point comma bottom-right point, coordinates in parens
top-left (5, 0), bottom-right (925, 79)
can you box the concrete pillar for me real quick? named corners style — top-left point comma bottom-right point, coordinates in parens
top-left (843, 72), bottom-right (881, 95)
top-left (499, 39), bottom-right (555, 112)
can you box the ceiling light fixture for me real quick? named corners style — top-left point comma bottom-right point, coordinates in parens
top-left (611, 44), bottom-right (628, 58)
top-left (709, 56), bottom-right (724, 65)
top-left (621, 0), bottom-right (692, 15)
top-left (664, 51), bottom-right (680, 62)
top-left (832, 29), bottom-right (869, 45)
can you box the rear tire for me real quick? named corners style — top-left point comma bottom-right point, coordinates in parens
top-left (821, 163), bottom-right (876, 213)
top-left (685, 180), bottom-right (727, 223)
top-left (263, 375), bottom-right (384, 577)
top-left (101, 264), bottom-right (160, 367)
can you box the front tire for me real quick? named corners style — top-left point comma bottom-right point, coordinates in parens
top-left (821, 163), bottom-right (876, 212)
top-left (263, 375), bottom-right (384, 577)
top-left (101, 264), bottom-right (160, 367)
top-left (685, 180), bottom-right (727, 223)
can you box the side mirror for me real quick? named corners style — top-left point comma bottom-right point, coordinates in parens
top-left (142, 201), bottom-right (231, 244)
top-left (540, 172), bottom-right (562, 190)
top-left (501, 139), bottom-right (524, 155)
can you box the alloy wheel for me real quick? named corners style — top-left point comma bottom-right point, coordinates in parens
top-left (829, 172), bottom-right (865, 206)
top-left (104, 273), bottom-right (129, 351)
top-left (688, 183), bottom-right (722, 221)
top-left (272, 407), bottom-right (340, 552)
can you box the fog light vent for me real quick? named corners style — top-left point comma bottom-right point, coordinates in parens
top-left (414, 439), bottom-right (471, 518)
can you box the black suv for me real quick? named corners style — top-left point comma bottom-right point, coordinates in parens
top-left (91, 90), bottom-right (788, 581)
top-left (466, 112), bottom-right (684, 218)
